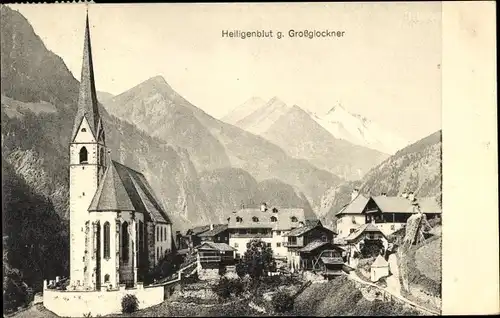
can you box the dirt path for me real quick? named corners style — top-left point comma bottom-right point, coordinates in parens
top-left (386, 253), bottom-right (401, 296)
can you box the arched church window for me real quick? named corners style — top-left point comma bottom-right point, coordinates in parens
top-left (104, 274), bottom-right (110, 283)
top-left (99, 148), bottom-right (104, 166)
top-left (103, 222), bottom-right (110, 259)
top-left (79, 147), bottom-right (88, 163)
top-left (139, 221), bottom-right (144, 267)
top-left (121, 222), bottom-right (129, 263)
top-left (163, 227), bottom-right (166, 242)
top-left (271, 216), bottom-right (277, 222)
top-left (156, 227), bottom-right (159, 242)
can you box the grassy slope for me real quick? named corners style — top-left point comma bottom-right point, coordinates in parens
top-left (292, 276), bottom-right (421, 316)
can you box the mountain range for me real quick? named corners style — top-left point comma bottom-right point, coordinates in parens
top-left (1, 5), bottom-right (330, 234)
top-left (224, 97), bottom-right (409, 156)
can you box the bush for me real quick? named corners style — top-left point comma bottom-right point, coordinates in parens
top-left (121, 294), bottom-right (139, 313)
top-left (212, 277), bottom-right (231, 300)
top-left (218, 263), bottom-right (227, 277)
top-left (235, 262), bottom-right (246, 278)
top-left (272, 291), bottom-right (294, 313)
top-left (360, 239), bottom-right (385, 258)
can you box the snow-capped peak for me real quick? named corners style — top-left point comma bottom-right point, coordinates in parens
top-left (309, 104), bottom-right (409, 154)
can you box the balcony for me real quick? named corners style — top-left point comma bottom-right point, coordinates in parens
top-left (283, 241), bottom-right (302, 248)
top-left (199, 255), bottom-right (235, 263)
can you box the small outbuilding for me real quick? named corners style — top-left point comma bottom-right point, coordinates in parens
top-left (370, 254), bottom-right (389, 282)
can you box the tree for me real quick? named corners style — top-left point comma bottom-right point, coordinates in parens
top-left (242, 239), bottom-right (274, 280)
top-left (235, 262), bottom-right (247, 278)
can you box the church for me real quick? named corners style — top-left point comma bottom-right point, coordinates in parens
top-left (68, 12), bottom-right (173, 291)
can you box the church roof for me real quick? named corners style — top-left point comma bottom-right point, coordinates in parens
top-left (88, 161), bottom-right (171, 224)
top-left (71, 12), bottom-right (102, 142)
top-left (88, 162), bottom-right (135, 212)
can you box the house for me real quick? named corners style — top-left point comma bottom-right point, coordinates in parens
top-left (196, 241), bottom-right (237, 269)
top-left (336, 189), bottom-right (442, 237)
top-left (227, 203), bottom-right (306, 262)
top-left (335, 189), bottom-right (370, 237)
top-left (315, 249), bottom-right (351, 278)
top-left (297, 241), bottom-right (346, 271)
top-left (198, 224), bottom-right (230, 244)
top-left (283, 219), bottom-right (336, 270)
top-left (66, 13), bottom-right (173, 291)
top-left (370, 254), bottom-right (389, 282)
top-left (185, 225), bottom-right (210, 249)
top-left (345, 223), bottom-right (388, 264)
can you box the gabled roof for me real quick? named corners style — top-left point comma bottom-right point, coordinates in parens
top-left (371, 196), bottom-right (442, 214)
top-left (414, 197), bottom-right (442, 213)
top-left (187, 225), bottom-right (211, 236)
top-left (198, 242), bottom-right (236, 252)
top-left (283, 223), bottom-right (336, 237)
top-left (345, 223), bottom-right (385, 242)
top-left (336, 194), bottom-right (369, 216)
top-left (372, 255), bottom-right (389, 267)
top-left (71, 12), bottom-right (101, 142)
top-left (88, 161), bottom-right (171, 224)
top-left (198, 224), bottom-right (228, 237)
top-left (227, 207), bottom-right (306, 230)
top-left (298, 241), bottom-right (332, 253)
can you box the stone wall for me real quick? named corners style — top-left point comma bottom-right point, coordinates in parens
top-left (198, 268), bottom-right (219, 281)
top-left (43, 283), bottom-right (164, 317)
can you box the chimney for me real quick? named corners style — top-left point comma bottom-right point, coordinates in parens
top-left (210, 224), bottom-right (214, 231)
top-left (401, 192), bottom-right (409, 199)
top-left (298, 221), bottom-right (304, 228)
top-left (260, 202), bottom-right (268, 212)
top-left (351, 188), bottom-right (359, 201)
top-left (408, 192), bottom-right (415, 202)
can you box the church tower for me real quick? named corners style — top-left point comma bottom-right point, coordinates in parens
top-left (69, 11), bottom-right (107, 286)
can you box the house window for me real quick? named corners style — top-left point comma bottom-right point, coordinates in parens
top-left (235, 243), bottom-right (239, 248)
top-left (321, 235), bottom-right (327, 242)
top-left (276, 230), bottom-right (281, 235)
top-left (81, 128), bottom-right (87, 132)
top-left (271, 216), bottom-right (277, 222)
top-left (291, 216), bottom-right (298, 222)
top-left (252, 216), bottom-right (259, 222)
top-left (164, 227), bottom-right (167, 241)
top-left (104, 274), bottom-right (110, 283)
top-left (79, 147), bottom-right (88, 163)
top-left (157, 247), bottom-right (160, 260)
top-left (351, 216), bottom-right (356, 224)
top-left (103, 222), bottom-right (110, 259)
top-left (277, 242), bottom-right (281, 247)
top-left (267, 243), bottom-right (271, 248)
top-left (350, 228), bottom-right (356, 234)
top-left (121, 222), bottom-right (130, 263)
top-left (391, 224), bottom-right (395, 230)
top-left (236, 217), bottom-right (243, 223)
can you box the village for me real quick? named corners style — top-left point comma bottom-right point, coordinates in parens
top-left (9, 8), bottom-right (442, 318)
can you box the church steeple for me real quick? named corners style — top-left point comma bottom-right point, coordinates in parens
top-left (71, 9), bottom-right (103, 142)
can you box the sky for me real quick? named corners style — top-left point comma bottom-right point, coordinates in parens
top-left (11, 3), bottom-right (442, 144)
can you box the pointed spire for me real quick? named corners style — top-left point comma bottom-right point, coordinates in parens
top-left (71, 8), bottom-right (102, 141)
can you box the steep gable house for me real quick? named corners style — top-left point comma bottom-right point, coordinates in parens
top-left (336, 189), bottom-right (441, 237)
